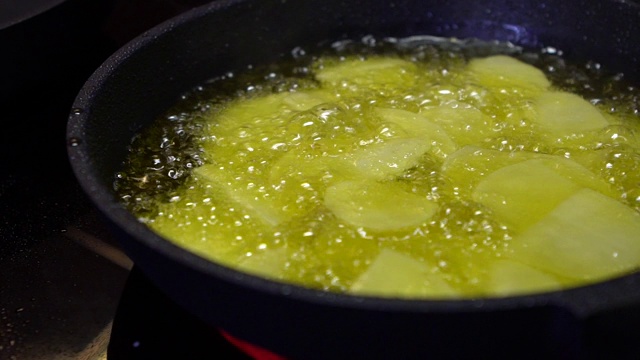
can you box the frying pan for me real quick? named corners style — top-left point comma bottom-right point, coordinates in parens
top-left (66, 0), bottom-right (640, 358)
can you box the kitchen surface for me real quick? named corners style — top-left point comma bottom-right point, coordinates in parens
top-left (0, 1), bottom-right (235, 359)
top-left (4, 0), bottom-right (640, 359)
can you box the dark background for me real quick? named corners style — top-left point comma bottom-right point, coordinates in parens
top-left (0, 1), bottom-right (212, 358)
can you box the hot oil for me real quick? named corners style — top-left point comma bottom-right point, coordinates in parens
top-left (114, 35), bottom-right (640, 298)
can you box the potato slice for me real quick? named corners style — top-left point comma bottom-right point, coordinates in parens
top-left (374, 107), bottom-right (457, 159)
top-left (236, 247), bottom-right (289, 280)
top-left (269, 150), bottom-right (350, 186)
top-left (345, 138), bottom-right (433, 181)
top-left (315, 56), bottom-right (418, 89)
top-left (205, 90), bottom-right (335, 147)
top-left (218, 90), bottom-right (333, 124)
top-left (350, 249), bottom-right (458, 298)
top-left (324, 180), bottom-right (438, 231)
top-left (485, 259), bottom-right (562, 296)
top-left (472, 159), bottom-right (583, 232)
top-left (468, 55), bottom-right (551, 91)
top-left (194, 164), bottom-right (287, 226)
top-left (441, 146), bottom-right (534, 197)
top-left (532, 91), bottom-right (609, 134)
top-left (418, 101), bottom-right (493, 147)
top-left (509, 188), bottom-right (640, 281)
top-left (443, 146), bottom-right (615, 201)
top-left (149, 186), bottom-right (239, 259)
top-left (472, 155), bottom-right (616, 232)
top-left (269, 136), bottom-right (435, 192)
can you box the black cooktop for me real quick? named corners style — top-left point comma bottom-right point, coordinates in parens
top-left (107, 267), bottom-right (255, 359)
top-left (0, 1), bottom-right (217, 358)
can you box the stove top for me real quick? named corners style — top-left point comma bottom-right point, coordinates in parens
top-left (0, 1), bottom-right (215, 359)
top-left (107, 267), bottom-right (253, 359)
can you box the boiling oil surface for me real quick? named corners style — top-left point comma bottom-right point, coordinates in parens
top-left (114, 36), bottom-right (640, 298)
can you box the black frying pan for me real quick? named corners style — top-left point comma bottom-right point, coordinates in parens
top-left (66, 0), bottom-right (640, 358)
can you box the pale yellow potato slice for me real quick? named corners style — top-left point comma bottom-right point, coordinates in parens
top-left (350, 249), bottom-right (458, 298)
top-left (269, 136), bottom-right (434, 188)
top-left (418, 101), bottom-right (493, 147)
top-left (485, 259), bottom-right (562, 296)
top-left (324, 180), bottom-right (438, 231)
top-left (531, 156), bottom-right (617, 198)
top-left (194, 164), bottom-right (287, 226)
top-left (345, 137), bottom-right (433, 181)
top-left (217, 90), bottom-right (334, 124)
top-left (472, 159), bottom-right (583, 232)
top-left (149, 186), bottom-right (238, 259)
top-left (532, 91), bottom-right (609, 134)
top-left (204, 90), bottom-right (335, 150)
top-left (315, 56), bottom-right (418, 89)
top-left (268, 150), bottom-right (349, 186)
top-left (441, 146), bottom-right (536, 197)
top-left (236, 247), bottom-right (289, 280)
top-left (443, 146), bottom-right (616, 200)
top-left (374, 107), bottom-right (457, 159)
top-left (509, 188), bottom-right (640, 281)
top-left (468, 54), bottom-right (551, 91)
top-left (472, 156), bottom-right (615, 232)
